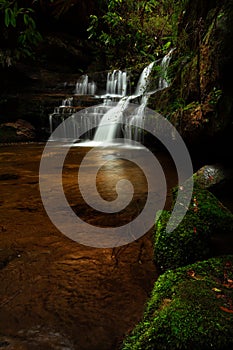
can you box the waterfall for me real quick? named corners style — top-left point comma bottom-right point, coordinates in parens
top-left (62, 97), bottom-right (73, 107)
top-left (93, 49), bottom-right (174, 143)
top-left (124, 95), bottom-right (149, 142)
top-left (75, 74), bottom-right (97, 95)
top-left (49, 50), bottom-right (173, 142)
top-left (74, 70), bottom-right (127, 97)
top-left (92, 62), bottom-right (154, 142)
top-left (134, 61), bottom-right (155, 96)
top-left (158, 48), bottom-right (174, 90)
top-left (105, 70), bottom-right (128, 97)
top-left (93, 98), bottom-right (130, 142)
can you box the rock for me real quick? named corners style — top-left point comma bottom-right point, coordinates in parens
top-left (148, 0), bottom-right (233, 154)
top-left (122, 255), bottom-right (233, 350)
top-left (154, 182), bottom-right (233, 272)
top-left (194, 164), bottom-right (233, 189)
top-left (0, 340), bottom-right (10, 348)
top-left (0, 119), bottom-right (35, 142)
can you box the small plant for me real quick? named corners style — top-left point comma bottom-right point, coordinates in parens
top-left (209, 87), bottom-right (222, 106)
top-left (87, 0), bottom-right (188, 68)
top-left (0, 0), bottom-right (46, 66)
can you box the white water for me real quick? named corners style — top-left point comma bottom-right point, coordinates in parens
top-left (93, 97), bottom-right (130, 142)
top-left (93, 50), bottom-right (173, 143)
top-left (62, 97), bottom-right (73, 107)
top-left (75, 74), bottom-right (97, 95)
top-left (106, 70), bottom-right (127, 97)
top-left (49, 50), bottom-right (173, 142)
top-left (158, 48), bottom-right (174, 90)
top-left (75, 70), bottom-right (127, 97)
top-left (134, 61), bottom-right (155, 95)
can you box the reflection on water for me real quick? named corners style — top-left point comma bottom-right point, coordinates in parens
top-left (62, 144), bottom-right (178, 231)
top-left (42, 140), bottom-right (169, 246)
top-left (0, 143), bottom-right (177, 350)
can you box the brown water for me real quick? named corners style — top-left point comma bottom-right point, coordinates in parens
top-left (0, 143), bottom-right (177, 350)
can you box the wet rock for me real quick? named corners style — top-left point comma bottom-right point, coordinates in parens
top-left (0, 119), bottom-right (35, 142)
top-left (0, 340), bottom-right (10, 348)
top-left (194, 164), bottom-right (233, 189)
top-left (0, 249), bottom-right (18, 270)
top-left (16, 326), bottom-right (75, 350)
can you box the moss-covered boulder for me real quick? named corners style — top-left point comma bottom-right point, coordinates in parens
top-left (154, 183), bottom-right (233, 272)
top-left (122, 256), bottom-right (233, 350)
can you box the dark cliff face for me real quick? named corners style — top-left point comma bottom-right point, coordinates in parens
top-left (178, 0), bottom-right (218, 50)
top-left (34, 0), bottom-right (98, 37)
top-left (0, 0), bottom-right (100, 136)
top-left (149, 0), bottom-right (233, 162)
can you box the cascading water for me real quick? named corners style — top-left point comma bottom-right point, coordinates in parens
top-left (93, 49), bottom-right (174, 143)
top-left (158, 48), bottom-right (174, 90)
top-left (62, 97), bottom-right (73, 106)
top-left (124, 49), bottom-right (175, 142)
top-left (75, 74), bottom-right (97, 95)
top-left (93, 98), bottom-right (130, 142)
top-left (74, 70), bottom-right (127, 97)
top-left (105, 70), bottom-right (128, 97)
top-left (49, 96), bottom-right (79, 140)
top-left (134, 61), bottom-right (155, 96)
top-left (48, 49), bottom-right (174, 142)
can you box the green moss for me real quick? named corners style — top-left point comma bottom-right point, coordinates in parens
top-left (154, 183), bottom-right (233, 272)
top-left (122, 256), bottom-right (233, 350)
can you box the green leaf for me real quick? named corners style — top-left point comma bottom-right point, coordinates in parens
top-left (86, 25), bottom-right (93, 32)
top-left (11, 15), bottom-right (16, 27)
top-left (4, 8), bottom-right (11, 27)
top-left (24, 13), bottom-right (29, 25)
top-left (27, 17), bottom-right (36, 30)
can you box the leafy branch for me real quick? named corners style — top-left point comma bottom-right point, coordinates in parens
top-left (0, 0), bottom-right (43, 66)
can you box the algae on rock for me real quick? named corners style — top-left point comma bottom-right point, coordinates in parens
top-left (154, 183), bottom-right (233, 272)
top-left (122, 256), bottom-right (233, 350)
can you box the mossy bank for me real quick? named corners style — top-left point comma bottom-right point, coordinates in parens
top-left (154, 183), bottom-right (233, 272)
top-left (122, 256), bottom-right (233, 350)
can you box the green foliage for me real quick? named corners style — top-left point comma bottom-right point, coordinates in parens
top-left (209, 87), bottom-right (222, 106)
top-left (154, 183), bottom-right (233, 272)
top-left (87, 0), bottom-right (188, 68)
top-left (0, 0), bottom-right (43, 66)
top-left (122, 256), bottom-right (233, 350)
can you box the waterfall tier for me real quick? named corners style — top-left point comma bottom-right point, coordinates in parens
top-left (106, 70), bottom-right (127, 97)
top-left (49, 49), bottom-right (174, 142)
top-left (75, 75), bottom-right (97, 95)
top-left (75, 70), bottom-right (128, 98)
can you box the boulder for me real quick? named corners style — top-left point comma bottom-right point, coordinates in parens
top-left (0, 119), bottom-right (35, 142)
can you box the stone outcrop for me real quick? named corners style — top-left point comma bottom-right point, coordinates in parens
top-left (148, 0), bottom-right (233, 157)
top-left (0, 119), bottom-right (35, 142)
